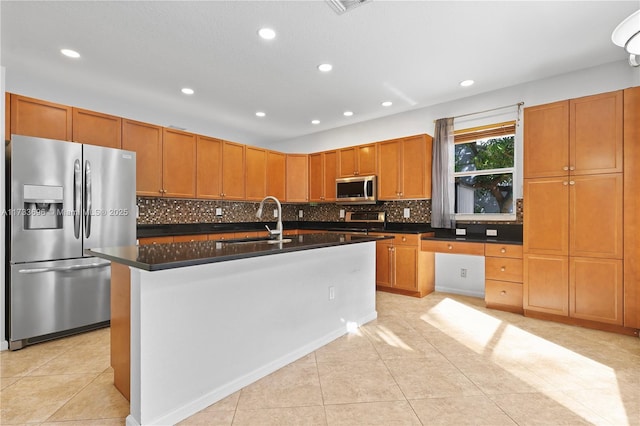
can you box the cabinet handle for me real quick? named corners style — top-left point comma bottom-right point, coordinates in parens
top-left (500, 248), bottom-right (506, 253)
top-left (569, 166), bottom-right (575, 171)
top-left (448, 244), bottom-right (453, 250)
top-left (563, 166), bottom-right (569, 171)
top-left (500, 291), bottom-right (506, 295)
top-left (569, 181), bottom-right (575, 185)
top-left (501, 267), bottom-right (506, 272)
top-left (159, 189), bottom-right (163, 194)
top-left (563, 181), bottom-right (569, 186)
top-left (402, 237), bottom-right (407, 242)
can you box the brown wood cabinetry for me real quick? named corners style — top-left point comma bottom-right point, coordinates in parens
top-left (286, 154), bottom-right (309, 202)
top-left (245, 146), bottom-right (267, 201)
top-left (338, 143), bottom-right (376, 177)
top-left (111, 262), bottom-right (131, 401)
top-left (122, 119), bottom-right (163, 197)
top-left (420, 239), bottom-right (485, 256)
top-left (162, 128), bottom-right (196, 198)
top-left (72, 108), bottom-right (122, 149)
top-left (173, 234), bottom-right (208, 243)
top-left (267, 150), bottom-right (286, 200)
top-left (138, 236), bottom-right (174, 245)
top-left (374, 233), bottom-right (434, 297)
top-left (196, 137), bottom-right (245, 200)
top-left (10, 94), bottom-right (72, 141)
top-left (378, 134), bottom-right (432, 200)
top-left (485, 243), bottom-right (523, 313)
top-left (309, 150), bottom-right (337, 202)
top-left (523, 90), bottom-right (625, 327)
top-left (623, 87), bottom-right (640, 329)
top-left (222, 141), bottom-right (246, 200)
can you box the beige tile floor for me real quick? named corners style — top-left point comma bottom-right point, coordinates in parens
top-left (1, 291), bottom-right (639, 425)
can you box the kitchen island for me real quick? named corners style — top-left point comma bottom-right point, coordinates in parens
top-left (87, 233), bottom-right (386, 426)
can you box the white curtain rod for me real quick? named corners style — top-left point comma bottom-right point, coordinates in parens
top-left (434, 102), bottom-right (524, 122)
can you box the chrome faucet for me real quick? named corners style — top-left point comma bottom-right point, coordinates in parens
top-left (256, 196), bottom-right (283, 242)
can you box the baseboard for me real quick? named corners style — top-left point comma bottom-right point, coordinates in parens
top-left (435, 285), bottom-right (484, 299)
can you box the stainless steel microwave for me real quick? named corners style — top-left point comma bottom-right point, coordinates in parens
top-left (336, 175), bottom-right (377, 204)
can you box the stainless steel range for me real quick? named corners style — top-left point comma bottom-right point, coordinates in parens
top-left (344, 211), bottom-right (386, 233)
top-left (5, 135), bottom-right (136, 350)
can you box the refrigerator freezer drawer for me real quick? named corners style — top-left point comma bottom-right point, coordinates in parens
top-left (9, 257), bottom-right (111, 343)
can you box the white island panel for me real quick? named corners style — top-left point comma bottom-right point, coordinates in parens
top-left (127, 241), bottom-right (376, 425)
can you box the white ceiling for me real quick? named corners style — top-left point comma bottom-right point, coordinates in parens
top-left (1, 1), bottom-right (638, 147)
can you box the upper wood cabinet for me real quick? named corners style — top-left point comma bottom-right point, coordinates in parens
top-left (162, 128), bottom-right (196, 198)
top-left (10, 94), bottom-right (72, 141)
top-left (72, 108), bottom-right (122, 149)
top-left (122, 119), bottom-right (163, 197)
top-left (266, 150), bottom-right (286, 200)
top-left (245, 146), bottom-right (268, 201)
top-left (378, 134), bottom-right (432, 200)
top-left (309, 150), bottom-right (337, 202)
top-left (196, 137), bottom-right (245, 200)
top-left (524, 91), bottom-right (623, 179)
top-left (338, 143), bottom-right (376, 177)
top-left (286, 154), bottom-right (309, 202)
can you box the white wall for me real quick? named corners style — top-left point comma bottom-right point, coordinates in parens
top-left (1, 66), bottom-right (7, 351)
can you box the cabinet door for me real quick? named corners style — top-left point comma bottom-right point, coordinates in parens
top-left (523, 177), bottom-right (569, 256)
top-left (196, 135), bottom-right (223, 199)
top-left (10, 94), bottom-right (72, 141)
top-left (267, 150), bottom-right (286, 200)
top-left (570, 257), bottom-right (623, 325)
top-left (338, 147), bottom-right (357, 177)
top-left (378, 139), bottom-right (401, 200)
top-left (72, 108), bottom-right (122, 149)
top-left (570, 91), bottom-right (623, 175)
top-left (162, 128), bottom-right (196, 198)
top-left (245, 146), bottom-right (267, 201)
top-left (357, 143), bottom-right (377, 176)
top-left (122, 119), bottom-right (163, 197)
top-left (286, 154), bottom-right (308, 202)
top-left (401, 135), bottom-right (430, 199)
top-left (570, 174), bottom-right (623, 259)
top-left (309, 152), bottom-right (324, 202)
top-left (524, 101), bottom-right (569, 178)
top-left (323, 150), bottom-right (338, 201)
top-left (523, 254), bottom-right (569, 316)
top-left (394, 245), bottom-right (418, 291)
top-left (221, 141), bottom-right (246, 200)
top-left (375, 240), bottom-right (393, 288)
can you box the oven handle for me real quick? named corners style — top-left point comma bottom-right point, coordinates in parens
top-left (18, 262), bottom-right (110, 274)
top-left (363, 179), bottom-right (369, 200)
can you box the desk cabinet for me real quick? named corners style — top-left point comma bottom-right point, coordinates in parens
top-left (485, 243), bottom-right (524, 314)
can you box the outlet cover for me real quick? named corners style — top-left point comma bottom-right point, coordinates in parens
top-left (273, 209), bottom-right (278, 218)
top-left (215, 207), bottom-right (223, 216)
top-left (455, 228), bottom-right (467, 236)
top-left (298, 210), bottom-right (304, 218)
top-left (339, 209), bottom-right (345, 218)
top-left (486, 229), bottom-right (498, 237)
top-left (403, 208), bottom-right (410, 218)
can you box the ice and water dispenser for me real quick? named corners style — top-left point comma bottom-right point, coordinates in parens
top-left (22, 184), bottom-right (64, 230)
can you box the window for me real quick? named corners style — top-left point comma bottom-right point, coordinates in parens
top-left (453, 121), bottom-right (516, 219)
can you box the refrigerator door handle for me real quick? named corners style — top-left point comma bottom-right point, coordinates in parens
top-left (74, 159), bottom-right (82, 239)
top-left (18, 262), bottom-right (110, 274)
top-left (84, 160), bottom-right (92, 238)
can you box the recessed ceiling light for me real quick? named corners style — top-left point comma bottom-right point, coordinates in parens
top-left (460, 79), bottom-right (475, 87)
top-left (60, 49), bottom-right (80, 58)
top-left (343, 111), bottom-right (354, 117)
top-left (181, 88), bottom-right (194, 95)
top-left (311, 120), bottom-right (320, 125)
top-left (381, 101), bottom-right (393, 107)
top-left (256, 111), bottom-right (266, 117)
top-left (258, 28), bottom-right (276, 40)
top-left (318, 63), bottom-right (333, 72)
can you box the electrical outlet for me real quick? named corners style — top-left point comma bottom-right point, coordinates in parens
top-left (486, 229), bottom-right (498, 237)
top-left (215, 207), bottom-right (223, 216)
top-left (329, 286), bottom-right (335, 300)
top-left (460, 268), bottom-right (467, 278)
top-left (403, 208), bottom-right (410, 218)
top-left (273, 209), bottom-right (278, 218)
top-left (339, 209), bottom-right (345, 218)
top-left (455, 228), bottom-right (467, 236)
top-left (298, 210), bottom-right (304, 218)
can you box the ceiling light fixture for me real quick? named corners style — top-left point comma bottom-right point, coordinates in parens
top-left (460, 80), bottom-right (475, 87)
top-left (181, 88), bottom-right (194, 95)
top-left (343, 111), bottom-right (353, 117)
top-left (258, 28), bottom-right (276, 40)
top-left (381, 101), bottom-right (392, 107)
top-left (256, 111), bottom-right (266, 117)
top-left (318, 63), bottom-right (333, 72)
top-left (611, 9), bottom-right (640, 67)
top-left (311, 120), bottom-right (320, 125)
top-left (60, 49), bottom-right (80, 58)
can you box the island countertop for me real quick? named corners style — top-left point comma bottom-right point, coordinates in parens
top-left (86, 232), bottom-right (391, 271)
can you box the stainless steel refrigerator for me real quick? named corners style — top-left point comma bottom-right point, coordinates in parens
top-left (5, 135), bottom-right (136, 350)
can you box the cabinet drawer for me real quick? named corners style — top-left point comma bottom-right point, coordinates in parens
top-left (207, 233), bottom-right (235, 241)
top-left (138, 236), bottom-right (174, 245)
top-left (173, 234), bottom-right (208, 243)
top-left (484, 243), bottom-right (523, 259)
top-left (394, 234), bottom-right (420, 246)
top-left (421, 240), bottom-right (485, 255)
top-left (485, 257), bottom-right (523, 282)
top-left (485, 280), bottom-right (523, 312)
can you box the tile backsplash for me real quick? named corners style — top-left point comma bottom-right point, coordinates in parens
top-left (138, 197), bottom-right (524, 225)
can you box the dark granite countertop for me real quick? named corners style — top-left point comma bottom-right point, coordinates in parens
top-left (421, 235), bottom-right (523, 245)
top-left (421, 224), bottom-right (523, 245)
top-left (87, 232), bottom-right (392, 271)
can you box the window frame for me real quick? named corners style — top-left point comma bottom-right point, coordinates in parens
top-left (453, 121), bottom-right (517, 221)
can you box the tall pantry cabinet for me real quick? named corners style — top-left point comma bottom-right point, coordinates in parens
top-left (523, 90), bottom-right (624, 326)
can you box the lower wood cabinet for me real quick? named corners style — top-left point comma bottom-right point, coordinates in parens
top-left (485, 243), bottom-right (523, 314)
top-left (137, 236), bottom-right (174, 245)
top-left (374, 233), bottom-right (434, 297)
top-left (173, 234), bottom-right (207, 243)
top-left (570, 257), bottom-right (623, 325)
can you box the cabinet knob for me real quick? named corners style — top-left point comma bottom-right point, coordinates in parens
top-left (563, 181), bottom-right (569, 186)
top-left (569, 181), bottom-right (575, 185)
top-left (159, 189), bottom-right (163, 194)
top-left (500, 248), bottom-right (506, 253)
top-left (448, 244), bottom-right (453, 250)
top-left (500, 290), bottom-right (506, 295)
top-left (569, 166), bottom-right (575, 171)
top-left (501, 267), bottom-right (506, 272)
top-left (402, 237), bottom-right (407, 242)
top-left (563, 166), bottom-right (569, 171)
